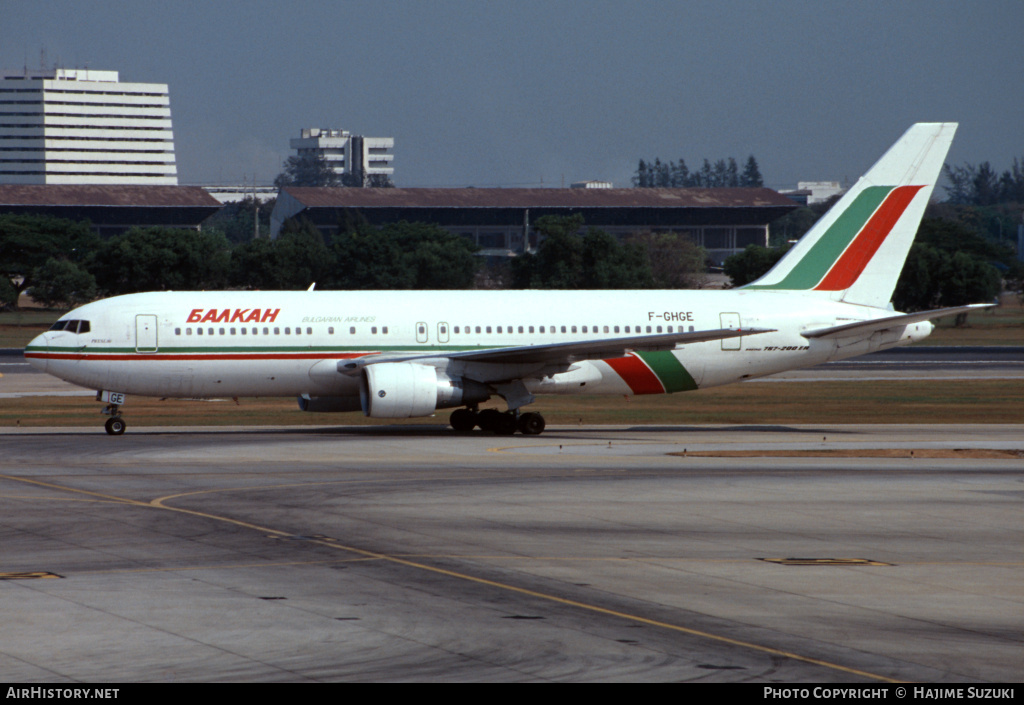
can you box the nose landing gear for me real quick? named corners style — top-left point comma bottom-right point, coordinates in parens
top-left (101, 399), bottom-right (126, 435)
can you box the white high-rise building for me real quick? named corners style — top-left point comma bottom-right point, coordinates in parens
top-left (0, 68), bottom-right (177, 185)
top-left (290, 128), bottom-right (393, 182)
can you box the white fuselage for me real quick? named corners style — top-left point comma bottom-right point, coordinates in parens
top-left (26, 289), bottom-right (930, 405)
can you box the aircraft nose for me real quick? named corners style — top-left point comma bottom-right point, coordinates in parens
top-left (25, 332), bottom-right (49, 373)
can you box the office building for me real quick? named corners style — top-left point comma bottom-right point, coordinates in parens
top-left (0, 68), bottom-right (177, 185)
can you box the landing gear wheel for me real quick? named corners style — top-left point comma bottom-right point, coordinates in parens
top-left (476, 409), bottom-right (502, 432)
top-left (105, 416), bottom-right (126, 436)
top-left (517, 412), bottom-right (545, 435)
top-left (492, 412), bottom-right (517, 435)
top-left (450, 408), bottom-right (477, 432)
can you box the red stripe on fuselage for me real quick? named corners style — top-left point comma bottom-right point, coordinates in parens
top-left (814, 185), bottom-right (924, 291)
top-left (604, 354), bottom-right (664, 395)
top-left (24, 351), bottom-right (375, 362)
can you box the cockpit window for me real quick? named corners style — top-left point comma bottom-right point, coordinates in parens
top-left (48, 320), bottom-right (90, 333)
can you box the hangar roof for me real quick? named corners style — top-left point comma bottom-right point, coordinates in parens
top-left (0, 185), bottom-right (221, 208)
top-left (280, 187), bottom-right (796, 210)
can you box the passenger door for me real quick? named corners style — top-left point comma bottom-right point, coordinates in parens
top-left (136, 314), bottom-right (158, 353)
top-left (719, 312), bottom-right (741, 351)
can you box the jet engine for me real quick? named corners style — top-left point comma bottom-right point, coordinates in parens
top-left (360, 362), bottom-right (489, 418)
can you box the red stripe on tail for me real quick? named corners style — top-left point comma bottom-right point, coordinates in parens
top-left (814, 185), bottom-right (924, 291)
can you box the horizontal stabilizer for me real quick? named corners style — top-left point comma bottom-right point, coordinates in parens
top-left (801, 304), bottom-right (995, 340)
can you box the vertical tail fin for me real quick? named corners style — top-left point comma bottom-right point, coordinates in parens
top-left (745, 123), bottom-right (957, 308)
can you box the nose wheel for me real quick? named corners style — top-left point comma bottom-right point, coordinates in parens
top-left (102, 403), bottom-right (126, 435)
top-left (104, 416), bottom-right (126, 435)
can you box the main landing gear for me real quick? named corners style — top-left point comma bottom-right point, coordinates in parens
top-left (449, 407), bottom-right (546, 436)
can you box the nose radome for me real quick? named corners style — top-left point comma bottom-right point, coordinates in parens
top-left (25, 332), bottom-right (49, 373)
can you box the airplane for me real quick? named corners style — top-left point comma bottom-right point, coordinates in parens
top-left (25, 122), bottom-right (989, 436)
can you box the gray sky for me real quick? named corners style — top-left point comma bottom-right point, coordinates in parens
top-left (2, 0), bottom-right (1021, 190)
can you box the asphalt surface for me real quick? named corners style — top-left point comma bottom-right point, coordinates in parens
top-left (2, 346), bottom-right (1021, 682)
top-left (0, 424), bottom-right (1021, 682)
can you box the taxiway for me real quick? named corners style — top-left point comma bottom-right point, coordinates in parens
top-left (0, 424), bottom-right (1020, 682)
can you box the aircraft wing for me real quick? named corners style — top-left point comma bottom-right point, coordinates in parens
top-left (801, 304), bottom-right (995, 339)
top-left (338, 327), bottom-right (774, 373)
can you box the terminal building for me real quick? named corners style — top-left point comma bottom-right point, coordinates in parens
top-left (270, 187), bottom-right (797, 264)
top-left (0, 68), bottom-right (177, 185)
top-left (0, 184), bottom-right (222, 236)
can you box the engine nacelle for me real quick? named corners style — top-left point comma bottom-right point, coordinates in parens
top-left (360, 363), bottom-right (489, 418)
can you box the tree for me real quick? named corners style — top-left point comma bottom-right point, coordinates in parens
top-left (230, 218), bottom-right (338, 290)
top-left (892, 243), bottom-right (1001, 314)
top-left (274, 153), bottom-right (342, 188)
top-left (511, 215), bottom-right (655, 289)
top-left (943, 157), bottom-right (1024, 205)
top-left (329, 220), bottom-right (477, 290)
top-left (740, 155), bottom-right (763, 187)
top-left (203, 196), bottom-right (275, 244)
top-left (633, 154), bottom-right (764, 188)
top-left (90, 227), bottom-right (231, 295)
top-left (511, 215), bottom-right (585, 288)
top-left (0, 214), bottom-right (98, 307)
top-left (723, 244), bottom-right (790, 287)
top-left (26, 258), bottom-right (97, 309)
top-left (627, 231), bottom-right (707, 289)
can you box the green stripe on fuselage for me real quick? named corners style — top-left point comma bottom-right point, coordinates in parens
top-left (635, 351), bottom-right (697, 393)
top-left (747, 186), bottom-right (893, 290)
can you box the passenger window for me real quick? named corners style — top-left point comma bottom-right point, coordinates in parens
top-left (186, 328), bottom-right (192, 335)
top-left (614, 326), bottom-right (620, 333)
top-left (528, 326), bottom-right (534, 333)
top-left (175, 327), bottom-right (181, 336)
top-left (475, 326), bottom-right (481, 334)
top-left (285, 327), bottom-right (291, 334)
top-left (349, 327), bottom-right (355, 334)
top-left (689, 325), bottom-right (695, 332)
top-left (657, 326), bottom-right (663, 333)
top-left (571, 326), bottom-right (577, 333)
top-left (646, 326), bottom-right (652, 333)
top-left (230, 328), bottom-right (236, 335)
top-left (561, 326), bottom-right (567, 333)
top-left (197, 328), bottom-right (203, 336)
top-left (582, 326), bottom-right (587, 333)
top-left (208, 328), bottom-right (214, 335)
top-left (306, 327), bottom-right (312, 335)
top-left (274, 327), bottom-right (280, 335)
top-left (382, 327), bottom-right (388, 334)
top-left (328, 327), bottom-right (334, 334)
top-left (539, 326), bottom-right (545, 333)
top-left (372, 327), bottom-right (377, 334)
